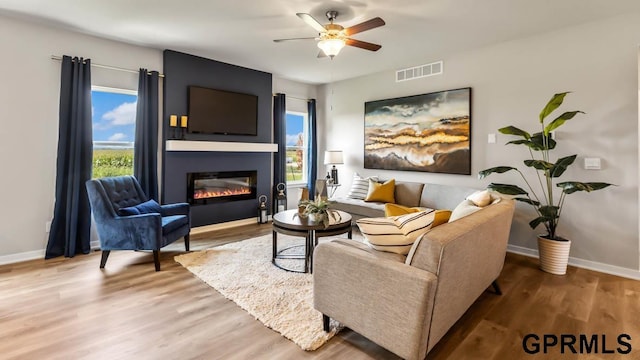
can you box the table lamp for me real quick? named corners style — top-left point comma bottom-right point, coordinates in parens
top-left (324, 150), bottom-right (344, 185)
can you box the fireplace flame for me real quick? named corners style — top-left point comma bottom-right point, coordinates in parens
top-left (193, 187), bottom-right (252, 199)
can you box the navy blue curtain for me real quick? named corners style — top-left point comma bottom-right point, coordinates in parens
top-left (273, 93), bottom-right (286, 213)
top-left (45, 56), bottom-right (93, 259)
top-left (134, 69), bottom-right (159, 201)
top-left (307, 99), bottom-right (318, 198)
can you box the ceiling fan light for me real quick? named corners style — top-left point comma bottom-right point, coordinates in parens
top-left (317, 38), bottom-right (345, 58)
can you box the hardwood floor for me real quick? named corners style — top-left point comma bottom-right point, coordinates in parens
top-left (1, 224), bottom-right (639, 359)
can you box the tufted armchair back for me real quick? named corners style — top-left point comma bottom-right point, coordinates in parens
top-left (96, 175), bottom-right (149, 213)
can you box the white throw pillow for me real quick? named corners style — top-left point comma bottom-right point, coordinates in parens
top-left (347, 173), bottom-right (379, 200)
top-left (466, 190), bottom-right (492, 207)
top-left (357, 210), bottom-right (436, 255)
top-left (449, 199), bottom-right (483, 222)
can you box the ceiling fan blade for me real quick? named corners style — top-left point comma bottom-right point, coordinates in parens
top-left (273, 37), bottom-right (317, 43)
top-left (344, 17), bottom-right (385, 36)
top-left (345, 38), bottom-right (382, 52)
top-left (296, 13), bottom-right (327, 33)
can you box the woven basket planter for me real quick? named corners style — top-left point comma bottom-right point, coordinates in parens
top-left (537, 236), bottom-right (571, 275)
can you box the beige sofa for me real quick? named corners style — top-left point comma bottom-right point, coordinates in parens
top-left (313, 196), bottom-right (515, 360)
top-left (330, 181), bottom-right (478, 220)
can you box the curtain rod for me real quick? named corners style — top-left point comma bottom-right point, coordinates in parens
top-left (50, 55), bottom-right (165, 78)
top-left (273, 93), bottom-right (312, 102)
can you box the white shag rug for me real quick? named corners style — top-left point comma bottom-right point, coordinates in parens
top-left (174, 234), bottom-right (343, 351)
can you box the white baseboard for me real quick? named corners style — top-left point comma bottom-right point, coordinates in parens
top-left (0, 249), bottom-right (45, 266)
top-left (507, 244), bottom-right (640, 281)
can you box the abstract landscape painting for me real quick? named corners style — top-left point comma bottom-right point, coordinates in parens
top-left (364, 88), bottom-right (471, 174)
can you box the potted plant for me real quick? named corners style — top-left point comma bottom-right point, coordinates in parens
top-left (479, 92), bottom-right (613, 275)
top-left (297, 197), bottom-right (342, 229)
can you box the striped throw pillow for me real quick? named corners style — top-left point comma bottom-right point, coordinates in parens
top-left (356, 209), bottom-right (436, 255)
top-left (347, 173), bottom-right (378, 200)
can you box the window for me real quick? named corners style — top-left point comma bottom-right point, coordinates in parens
top-left (91, 86), bottom-right (137, 179)
top-left (285, 111), bottom-right (308, 185)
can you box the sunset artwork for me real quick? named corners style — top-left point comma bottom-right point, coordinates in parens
top-left (364, 88), bottom-right (471, 174)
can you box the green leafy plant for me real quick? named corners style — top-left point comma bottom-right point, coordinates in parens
top-left (296, 197), bottom-right (341, 228)
top-left (479, 92), bottom-right (613, 240)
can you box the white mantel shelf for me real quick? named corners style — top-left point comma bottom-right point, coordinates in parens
top-left (166, 140), bottom-right (278, 153)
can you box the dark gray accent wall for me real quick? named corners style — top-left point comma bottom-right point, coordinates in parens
top-left (163, 50), bottom-right (272, 227)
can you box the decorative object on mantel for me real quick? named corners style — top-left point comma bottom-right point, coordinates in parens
top-left (364, 87), bottom-right (471, 175)
top-left (324, 150), bottom-right (343, 185)
top-left (174, 235), bottom-right (344, 351)
top-left (257, 195), bottom-right (268, 224)
top-left (169, 115), bottom-right (179, 139)
top-left (180, 115), bottom-right (188, 139)
top-left (479, 92), bottom-right (613, 275)
top-left (275, 182), bottom-right (287, 213)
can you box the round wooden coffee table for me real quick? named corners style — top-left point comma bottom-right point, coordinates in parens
top-left (272, 209), bottom-right (352, 273)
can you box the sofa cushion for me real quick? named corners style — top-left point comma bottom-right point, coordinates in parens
top-left (394, 182), bottom-right (425, 207)
top-left (357, 210), bottom-right (436, 255)
top-left (117, 199), bottom-right (162, 216)
top-left (330, 197), bottom-right (386, 218)
top-left (365, 179), bottom-right (395, 203)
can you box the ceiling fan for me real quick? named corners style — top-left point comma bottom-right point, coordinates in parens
top-left (274, 11), bottom-right (385, 59)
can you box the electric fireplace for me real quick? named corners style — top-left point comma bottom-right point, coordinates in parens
top-left (187, 171), bottom-right (257, 205)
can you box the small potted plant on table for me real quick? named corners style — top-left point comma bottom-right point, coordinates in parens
top-left (297, 197), bottom-right (342, 229)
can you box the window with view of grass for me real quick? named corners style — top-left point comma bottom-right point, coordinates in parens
top-left (286, 111), bottom-right (308, 185)
top-left (91, 86), bottom-right (137, 179)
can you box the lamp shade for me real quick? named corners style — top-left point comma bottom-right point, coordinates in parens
top-left (324, 150), bottom-right (344, 165)
top-left (317, 38), bottom-right (345, 58)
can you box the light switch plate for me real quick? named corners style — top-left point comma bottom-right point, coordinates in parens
top-left (488, 133), bottom-right (496, 144)
top-left (584, 157), bottom-right (601, 170)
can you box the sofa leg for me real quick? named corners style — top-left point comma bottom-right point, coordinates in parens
top-left (492, 280), bottom-right (502, 295)
top-left (153, 250), bottom-right (161, 271)
top-left (184, 233), bottom-right (190, 251)
top-left (322, 314), bottom-right (330, 332)
top-left (100, 250), bottom-right (110, 268)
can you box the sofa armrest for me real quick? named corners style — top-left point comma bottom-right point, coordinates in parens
top-left (313, 240), bottom-right (437, 360)
top-left (96, 213), bottom-right (162, 251)
top-left (160, 202), bottom-right (190, 217)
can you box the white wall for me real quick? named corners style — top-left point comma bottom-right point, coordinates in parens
top-left (0, 15), bottom-right (162, 260)
top-left (319, 13), bottom-right (640, 272)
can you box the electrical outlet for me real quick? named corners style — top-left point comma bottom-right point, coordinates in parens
top-left (488, 133), bottom-right (497, 144)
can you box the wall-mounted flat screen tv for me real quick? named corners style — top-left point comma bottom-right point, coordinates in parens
top-left (187, 86), bottom-right (258, 136)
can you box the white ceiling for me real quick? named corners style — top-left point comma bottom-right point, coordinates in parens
top-left (1, 0), bottom-right (639, 84)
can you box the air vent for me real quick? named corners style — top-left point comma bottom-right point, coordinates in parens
top-left (395, 61), bottom-right (443, 82)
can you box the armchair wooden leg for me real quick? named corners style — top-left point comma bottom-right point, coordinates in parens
top-left (184, 233), bottom-right (190, 251)
top-left (322, 314), bottom-right (330, 332)
top-left (153, 250), bottom-right (161, 271)
top-left (492, 280), bottom-right (502, 295)
top-left (100, 250), bottom-right (110, 269)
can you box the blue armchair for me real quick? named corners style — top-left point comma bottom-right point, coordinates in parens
top-left (86, 175), bottom-right (191, 271)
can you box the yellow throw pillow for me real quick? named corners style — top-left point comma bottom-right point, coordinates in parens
top-left (384, 203), bottom-right (422, 217)
top-left (365, 179), bottom-right (395, 203)
top-left (432, 210), bottom-right (452, 228)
